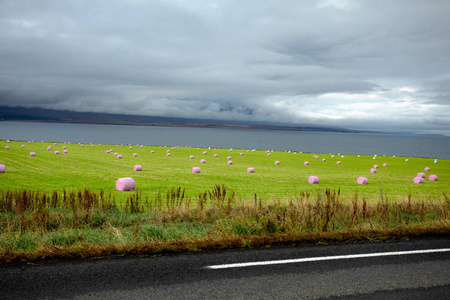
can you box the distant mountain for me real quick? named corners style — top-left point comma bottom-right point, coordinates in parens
top-left (1, 105), bottom-right (361, 133)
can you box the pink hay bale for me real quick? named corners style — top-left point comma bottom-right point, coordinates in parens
top-left (54, 143), bottom-right (57, 146)
top-left (417, 172), bottom-right (426, 178)
top-left (134, 165), bottom-right (142, 171)
top-left (80, 144), bottom-right (84, 147)
top-left (247, 150), bottom-right (250, 152)
top-left (117, 155), bottom-right (122, 159)
top-left (30, 152), bottom-right (36, 157)
top-left (63, 150), bottom-right (68, 154)
top-left (240, 153), bottom-right (243, 156)
top-left (0, 164), bottom-right (5, 173)
top-left (267, 153), bottom-right (271, 156)
top-left (227, 156), bottom-right (232, 160)
top-left (190, 155), bottom-right (194, 159)
top-left (322, 159), bottom-right (326, 162)
top-left (424, 167), bottom-right (431, 171)
top-left (106, 150), bottom-right (110, 153)
top-left (151, 150), bottom-right (154, 154)
top-left (200, 159), bottom-right (206, 163)
top-left (229, 149), bottom-right (232, 152)
top-left (336, 161), bottom-right (341, 165)
top-left (115, 177), bottom-right (135, 191)
top-left (275, 161), bottom-right (280, 165)
top-left (357, 177), bottom-right (368, 184)
top-left (192, 167), bottom-right (201, 173)
top-left (247, 167), bottom-right (255, 173)
top-left (167, 150), bottom-right (170, 153)
top-left (383, 163), bottom-right (387, 167)
top-left (413, 177), bottom-right (424, 184)
top-left (47, 146), bottom-right (52, 150)
top-left (428, 175), bottom-right (438, 181)
top-left (21, 145), bottom-right (25, 148)
top-left (308, 176), bottom-right (319, 184)
top-left (133, 153), bottom-right (138, 157)
top-left (203, 151), bottom-right (207, 155)
top-left (370, 168), bottom-right (377, 173)
top-left (5, 146), bottom-right (9, 149)
top-left (304, 161), bottom-right (309, 165)
top-left (227, 161), bottom-right (233, 165)
top-left (55, 151), bottom-right (60, 155)
top-left (214, 154), bottom-right (218, 157)
top-left (63, 146), bottom-right (66, 149)
top-left (167, 153), bottom-right (171, 156)
top-left (373, 165), bottom-right (379, 168)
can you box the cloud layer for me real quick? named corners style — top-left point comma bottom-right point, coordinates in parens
top-left (1, 0), bottom-right (449, 134)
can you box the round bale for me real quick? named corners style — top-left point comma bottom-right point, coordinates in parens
top-left (308, 176), bottom-right (319, 184)
top-left (417, 172), bottom-right (426, 178)
top-left (304, 161), bottom-right (309, 165)
top-left (247, 167), bottom-right (255, 173)
top-left (134, 165), bottom-right (142, 171)
top-left (370, 168), bottom-right (377, 173)
top-left (424, 167), bottom-right (430, 171)
top-left (30, 152), bottom-right (36, 157)
top-left (115, 177), bottom-right (135, 191)
top-left (200, 159), bottom-right (206, 163)
top-left (336, 161), bottom-right (341, 165)
top-left (227, 161), bottom-right (233, 165)
top-left (357, 177), bottom-right (368, 184)
top-left (413, 177), bottom-right (424, 184)
top-left (275, 161), bottom-right (280, 165)
top-left (0, 164), bottom-right (5, 173)
top-left (428, 175), bottom-right (438, 181)
top-left (192, 167), bottom-right (201, 173)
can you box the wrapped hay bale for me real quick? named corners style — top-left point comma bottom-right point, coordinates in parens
top-left (63, 150), bottom-right (68, 154)
top-left (413, 177), bottom-right (424, 184)
top-left (200, 159), bottom-right (206, 163)
top-left (117, 155), bottom-right (122, 159)
top-left (55, 151), bottom-right (60, 155)
top-left (30, 152), bottom-right (36, 157)
top-left (0, 164), bottom-right (5, 173)
top-left (304, 161), bottom-right (309, 165)
top-left (373, 165), bottom-right (379, 168)
top-left (428, 175), bottom-right (438, 181)
top-left (322, 158), bottom-right (326, 162)
top-left (116, 177), bottom-right (135, 191)
top-left (308, 176), bottom-right (319, 184)
top-left (134, 165), bottom-right (142, 171)
top-left (247, 167), bottom-right (255, 173)
top-left (417, 172), bottom-right (426, 178)
top-left (336, 161), bottom-right (341, 165)
top-left (383, 163), bottom-right (387, 167)
top-left (275, 161), bottom-right (280, 165)
top-left (192, 167), bottom-right (201, 173)
top-left (424, 167), bottom-right (430, 171)
top-left (227, 161), bottom-right (233, 165)
top-left (370, 168), bottom-right (377, 173)
top-left (357, 177), bottom-right (368, 184)
top-left (133, 153), bottom-right (138, 157)
top-left (190, 155), bottom-right (194, 159)
top-left (214, 154), bottom-right (218, 157)
top-left (5, 146), bottom-right (9, 149)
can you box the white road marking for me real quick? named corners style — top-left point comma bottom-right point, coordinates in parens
top-left (205, 248), bottom-right (450, 269)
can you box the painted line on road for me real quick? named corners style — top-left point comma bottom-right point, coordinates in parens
top-left (205, 248), bottom-right (450, 269)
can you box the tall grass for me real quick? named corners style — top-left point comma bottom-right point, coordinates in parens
top-left (1, 186), bottom-right (449, 263)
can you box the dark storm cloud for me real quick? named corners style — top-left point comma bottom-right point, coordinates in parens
top-left (0, 0), bottom-right (449, 134)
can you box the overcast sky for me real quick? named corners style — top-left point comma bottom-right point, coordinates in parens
top-left (1, 0), bottom-right (449, 135)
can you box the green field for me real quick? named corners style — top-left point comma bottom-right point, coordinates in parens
top-left (1, 139), bottom-right (448, 203)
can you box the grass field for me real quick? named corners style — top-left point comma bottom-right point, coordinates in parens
top-left (0, 139), bottom-right (449, 263)
top-left (0, 140), bottom-right (448, 203)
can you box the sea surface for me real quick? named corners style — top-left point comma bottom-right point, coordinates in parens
top-left (1, 121), bottom-right (449, 159)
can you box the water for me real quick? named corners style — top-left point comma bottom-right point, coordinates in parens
top-left (1, 121), bottom-right (449, 159)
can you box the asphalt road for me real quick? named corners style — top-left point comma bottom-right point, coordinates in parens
top-left (1, 237), bottom-right (449, 299)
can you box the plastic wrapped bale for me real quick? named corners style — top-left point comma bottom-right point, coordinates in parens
top-left (322, 159), bottom-right (326, 162)
top-left (227, 156), bottom-right (232, 160)
top-left (357, 177), bottom-right (368, 184)
top-left (308, 176), bottom-right (319, 184)
top-left (247, 167), bottom-right (255, 173)
top-left (424, 167), bottom-right (431, 171)
top-left (336, 161), bottom-right (341, 165)
top-left (200, 159), bottom-right (206, 163)
top-left (275, 161), bottom-right (280, 165)
top-left (227, 161), bottom-right (233, 165)
top-left (190, 155), bottom-right (195, 159)
top-left (214, 154), bottom-right (218, 157)
top-left (373, 165), bottom-right (379, 169)
top-left (203, 151), bottom-right (208, 155)
top-left (192, 167), bottom-right (201, 173)
top-left (383, 163), bottom-right (387, 167)
top-left (151, 150), bottom-right (155, 154)
top-left (134, 165), bottom-right (142, 171)
top-left (370, 168), bottom-right (377, 173)
top-left (63, 150), bottom-right (68, 154)
top-left (115, 177), bottom-right (136, 191)
top-left (413, 177), bottom-right (424, 184)
top-left (267, 153), bottom-right (271, 156)
top-left (21, 145), bottom-right (25, 148)
top-left (55, 151), bottom-right (60, 155)
top-left (30, 152), bottom-right (36, 157)
top-left (117, 155), bottom-right (122, 159)
top-left (304, 161), bottom-right (309, 165)
top-left (5, 146), bottom-right (9, 149)
top-left (240, 153), bottom-right (243, 156)
top-left (428, 175), bottom-right (438, 181)
top-left (47, 146), bottom-right (52, 150)
top-left (133, 153), bottom-right (138, 157)
top-left (167, 153), bottom-right (171, 156)
top-left (417, 172), bottom-right (426, 178)
top-left (0, 164), bottom-right (5, 173)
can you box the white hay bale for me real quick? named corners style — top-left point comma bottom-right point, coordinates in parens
top-left (413, 177), bottom-right (424, 184)
top-left (428, 175), bottom-right (438, 181)
top-left (247, 167), bottom-right (255, 173)
top-left (30, 152), bottom-right (36, 157)
top-left (192, 167), bottom-right (201, 173)
top-left (0, 164), bottom-right (5, 173)
top-left (116, 177), bottom-right (135, 191)
top-left (308, 176), bottom-right (319, 184)
top-left (134, 165), bottom-right (142, 171)
top-left (357, 177), bottom-right (368, 184)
